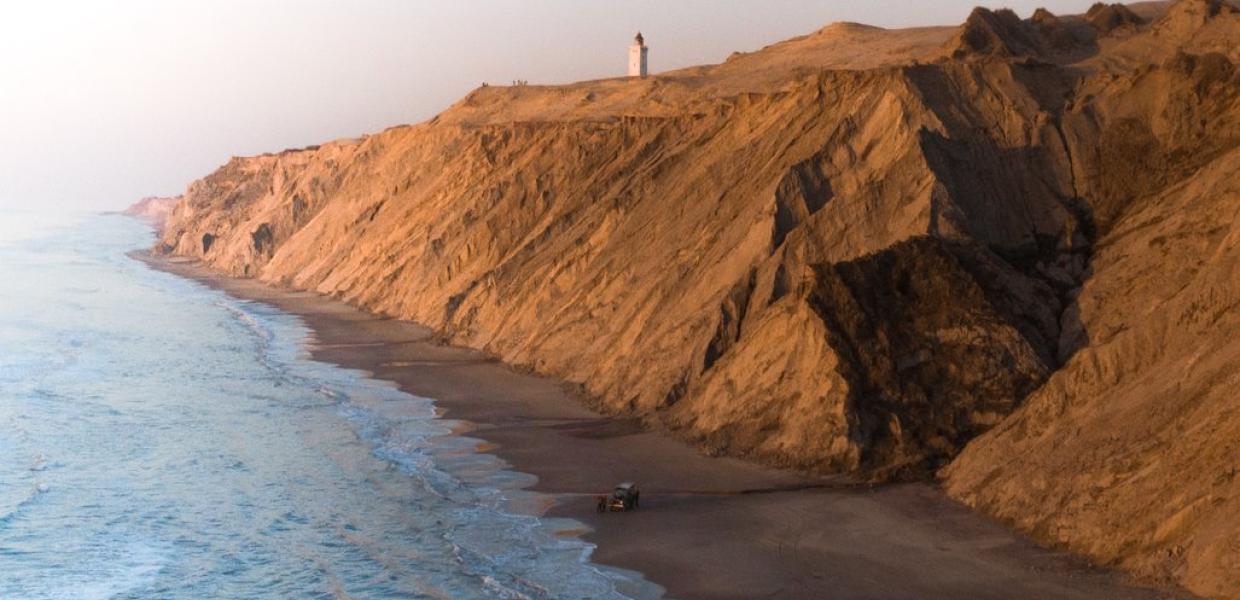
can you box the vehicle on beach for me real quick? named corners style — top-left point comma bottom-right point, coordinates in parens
top-left (597, 482), bottom-right (640, 513)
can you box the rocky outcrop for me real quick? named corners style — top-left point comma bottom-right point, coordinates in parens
top-left (158, 2), bottom-right (1239, 596)
top-left (1086, 3), bottom-right (1147, 33)
top-left (946, 8), bottom-right (1047, 60)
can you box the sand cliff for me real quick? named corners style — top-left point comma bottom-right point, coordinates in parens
top-left (153, 1), bottom-right (1240, 596)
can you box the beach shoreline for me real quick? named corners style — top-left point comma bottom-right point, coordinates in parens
top-left (134, 251), bottom-right (1189, 600)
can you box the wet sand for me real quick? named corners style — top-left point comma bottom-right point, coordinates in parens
top-left (137, 252), bottom-right (1191, 600)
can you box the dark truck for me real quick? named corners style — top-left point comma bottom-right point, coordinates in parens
top-left (597, 482), bottom-right (640, 513)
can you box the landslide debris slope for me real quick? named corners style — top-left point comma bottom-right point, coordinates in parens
top-left (158, 1), bottom-right (1240, 595)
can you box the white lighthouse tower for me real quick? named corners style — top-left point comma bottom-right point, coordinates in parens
top-left (628, 32), bottom-right (648, 77)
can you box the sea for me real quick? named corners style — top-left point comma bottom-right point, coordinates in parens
top-left (0, 210), bottom-right (659, 600)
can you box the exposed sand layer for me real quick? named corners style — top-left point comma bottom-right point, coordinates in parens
top-left (136, 252), bottom-right (1186, 600)
top-left (149, 0), bottom-right (1240, 595)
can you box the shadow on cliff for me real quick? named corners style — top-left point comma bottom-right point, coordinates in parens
top-left (804, 229), bottom-right (1096, 481)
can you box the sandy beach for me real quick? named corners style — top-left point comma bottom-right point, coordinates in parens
top-left (136, 252), bottom-right (1190, 600)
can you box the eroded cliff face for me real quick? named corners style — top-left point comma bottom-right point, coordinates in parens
top-left (162, 60), bottom-right (1082, 477)
top-left (157, 1), bottom-right (1240, 595)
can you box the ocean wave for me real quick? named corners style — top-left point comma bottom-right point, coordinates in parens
top-left (46, 540), bottom-right (170, 600)
top-left (332, 377), bottom-right (643, 599)
top-left (0, 480), bottom-right (50, 530)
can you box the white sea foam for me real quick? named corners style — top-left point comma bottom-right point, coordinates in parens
top-left (58, 541), bottom-right (170, 600)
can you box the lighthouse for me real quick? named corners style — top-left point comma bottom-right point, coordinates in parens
top-left (628, 32), bottom-right (648, 77)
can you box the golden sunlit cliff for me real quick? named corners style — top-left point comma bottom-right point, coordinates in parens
top-left (153, 1), bottom-right (1239, 595)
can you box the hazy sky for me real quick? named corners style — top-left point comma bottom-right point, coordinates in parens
top-left (0, 0), bottom-right (1106, 212)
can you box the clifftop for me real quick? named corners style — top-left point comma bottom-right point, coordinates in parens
top-left (433, 1), bottom-right (1238, 128)
top-left (156, 1), bottom-right (1240, 597)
